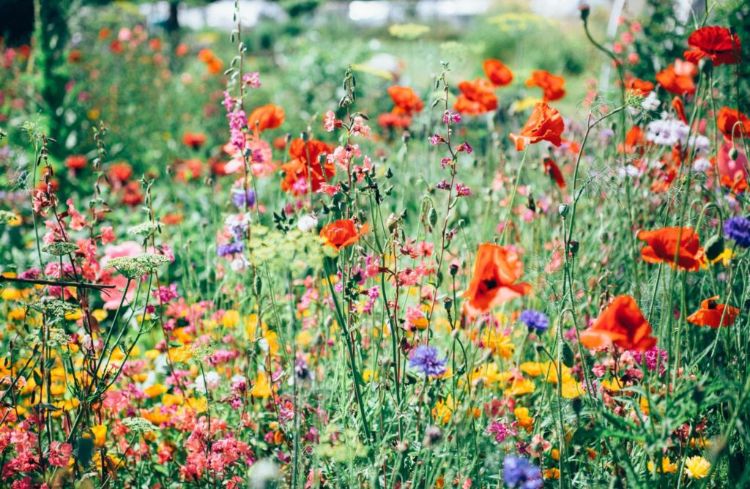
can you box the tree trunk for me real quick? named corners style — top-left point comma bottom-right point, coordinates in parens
top-left (166, 0), bottom-right (180, 32)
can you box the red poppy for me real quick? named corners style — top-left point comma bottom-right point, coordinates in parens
top-left (280, 139), bottom-right (334, 195)
top-left (671, 97), bottom-right (688, 124)
top-left (122, 181), bottom-right (144, 206)
top-left (525, 70), bottom-right (566, 102)
top-left (624, 77), bottom-right (654, 96)
top-left (687, 296), bottom-right (740, 328)
top-left (248, 104), bottom-right (285, 132)
top-left (716, 107), bottom-right (750, 140)
top-left (619, 126), bottom-right (647, 155)
top-left (454, 79), bottom-right (498, 115)
top-left (320, 219), bottom-right (368, 250)
top-left (580, 295), bottom-right (657, 352)
top-left (509, 102), bottom-right (565, 151)
top-left (655, 61), bottom-right (696, 96)
top-left (65, 155), bottom-right (87, 171)
top-left (543, 157), bottom-right (566, 189)
top-left (637, 227), bottom-right (705, 271)
top-left (387, 86), bottom-right (424, 115)
top-left (108, 162), bottom-right (133, 185)
top-left (182, 132), bottom-right (207, 149)
top-left (483, 59), bottom-right (513, 87)
top-left (463, 243), bottom-right (531, 314)
top-left (378, 110), bottom-right (412, 129)
top-left (684, 26), bottom-right (741, 66)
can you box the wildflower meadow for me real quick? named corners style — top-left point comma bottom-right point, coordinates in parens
top-left (1, 0), bottom-right (750, 487)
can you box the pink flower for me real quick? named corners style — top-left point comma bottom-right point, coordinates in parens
top-left (100, 241), bottom-right (143, 309)
top-left (324, 110), bottom-right (337, 132)
top-left (48, 442), bottom-right (72, 467)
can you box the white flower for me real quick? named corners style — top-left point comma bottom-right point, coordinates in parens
top-left (230, 257), bottom-right (247, 272)
top-left (248, 458), bottom-right (280, 488)
top-left (297, 214), bottom-right (318, 232)
top-left (693, 157), bottom-right (711, 173)
top-left (646, 118), bottom-right (689, 146)
top-left (641, 92), bottom-right (660, 111)
top-left (195, 371), bottom-right (221, 393)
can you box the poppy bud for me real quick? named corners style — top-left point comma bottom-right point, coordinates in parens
top-left (443, 297), bottom-right (453, 312)
top-left (704, 233), bottom-right (724, 261)
top-left (579, 3), bottom-right (590, 22)
top-left (428, 207), bottom-right (438, 228)
top-left (449, 263), bottom-right (459, 276)
top-left (729, 146), bottom-right (739, 160)
top-left (253, 273), bottom-right (262, 296)
top-left (568, 240), bottom-right (579, 256)
top-left (558, 204), bottom-right (569, 218)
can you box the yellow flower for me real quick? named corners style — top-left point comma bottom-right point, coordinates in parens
top-left (432, 395), bottom-right (454, 425)
top-left (470, 362), bottom-right (512, 388)
top-left (144, 384), bottom-right (167, 398)
top-left (514, 407), bottom-right (534, 431)
top-left (1, 287), bottom-right (22, 301)
top-left (222, 310), bottom-right (240, 328)
top-left (251, 372), bottom-right (272, 398)
top-left (560, 380), bottom-right (583, 399)
top-left (91, 424), bottom-right (107, 448)
top-left (601, 378), bottom-right (624, 393)
top-left (362, 369), bottom-right (379, 382)
top-left (296, 329), bottom-right (314, 348)
top-left (92, 309), bottom-right (108, 321)
top-left (543, 468), bottom-right (560, 479)
top-left (684, 456), bottom-right (710, 479)
top-left (648, 457), bottom-right (677, 474)
top-left (504, 377), bottom-right (535, 397)
top-left (481, 328), bottom-right (514, 359)
top-left (710, 248), bottom-right (732, 266)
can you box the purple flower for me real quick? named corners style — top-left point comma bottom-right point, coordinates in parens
top-left (724, 216), bottom-right (750, 248)
top-left (503, 455), bottom-right (542, 489)
top-left (443, 110), bottom-right (461, 125)
top-left (429, 134), bottom-right (445, 146)
top-left (486, 420), bottom-right (517, 443)
top-left (436, 180), bottom-right (451, 191)
top-left (217, 241), bottom-right (244, 257)
top-left (408, 345), bottom-right (447, 377)
top-left (456, 141), bottom-right (473, 154)
top-left (232, 188), bottom-right (256, 208)
top-left (455, 183), bottom-right (472, 197)
top-left (519, 310), bottom-right (549, 333)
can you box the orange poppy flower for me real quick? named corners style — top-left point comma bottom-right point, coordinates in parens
top-left (580, 295), bottom-right (657, 352)
top-left (378, 110), bottom-right (412, 129)
top-left (687, 296), bottom-right (740, 328)
top-left (280, 139), bottom-right (334, 195)
top-left (463, 243), bottom-right (531, 313)
top-left (624, 77), bottom-right (654, 96)
top-left (108, 162), bottom-right (133, 184)
top-left (65, 155), bottom-right (87, 171)
top-left (619, 126), bottom-right (647, 155)
top-left (716, 107), bottom-right (750, 140)
top-left (454, 79), bottom-right (498, 115)
top-left (387, 86), bottom-right (424, 115)
top-left (182, 132), bottom-right (207, 149)
top-left (684, 26), bottom-right (741, 66)
top-left (248, 104), bottom-right (285, 132)
top-left (637, 227), bottom-right (705, 271)
top-left (525, 70), bottom-right (566, 102)
top-left (543, 157), bottom-right (566, 189)
top-left (655, 62), bottom-right (696, 96)
top-left (509, 102), bottom-right (565, 151)
top-left (483, 59), bottom-right (513, 87)
top-left (320, 219), bottom-right (368, 250)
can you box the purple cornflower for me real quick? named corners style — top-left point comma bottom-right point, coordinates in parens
top-left (724, 216), bottom-right (750, 248)
top-left (231, 188), bottom-right (256, 209)
top-left (503, 455), bottom-right (543, 489)
top-left (408, 345), bottom-right (447, 377)
top-left (217, 241), bottom-right (244, 257)
top-left (519, 309), bottom-right (549, 333)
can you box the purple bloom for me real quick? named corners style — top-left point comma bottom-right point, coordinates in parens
top-left (486, 420), bottom-right (517, 443)
top-left (503, 455), bottom-right (543, 489)
top-left (217, 241), bottom-right (244, 257)
top-left (429, 134), bottom-right (445, 146)
top-left (455, 183), bottom-right (472, 197)
top-left (231, 188), bottom-right (256, 209)
top-left (436, 180), bottom-right (451, 191)
top-left (408, 345), bottom-right (447, 377)
top-left (724, 216), bottom-right (750, 248)
top-left (519, 310), bottom-right (549, 333)
top-left (443, 110), bottom-right (461, 125)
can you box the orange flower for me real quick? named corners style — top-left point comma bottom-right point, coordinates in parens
top-left (684, 26), bottom-right (741, 66)
top-left (525, 70), bottom-right (566, 102)
top-left (108, 162), bottom-right (133, 184)
top-left (716, 107), bottom-right (750, 140)
top-left (580, 295), bottom-right (657, 352)
top-left (637, 227), bottom-right (705, 271)
top-left (320, 219), bottom-right (368, 250)
top-left (387, 86), bottom-right (424, 115)
top-left (687, 296), bottom-right (740, 328)
top-left (463, 243), bottom-right (531, 314)
top-left (65, 155), bottom-right (87, 171)
top-left (624, 77), bottom-right (654, 96)
top-left (509, 102), bottom-right (565, 151)
top-left (182, 132), bottom-right (207, 149)
top-left (248, 104), bottom-right (285, 132)
top-left (655, 61), bottom-right (696, 96)
top-left (280, 139), bottom-right (334, 195)
top-left (543, 157), bottom-right (566, 189)
top-left (454, 79), bottom-right (498, 115)
top-left (483, 59), bottom-right (513, 87)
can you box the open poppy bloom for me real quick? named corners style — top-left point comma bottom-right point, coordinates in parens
top-left (320, 219), bottom-right (368, 250)
top-left (543, 157), bottom-right (566, 189)
top-left (182, 132), bottom-right (207, 149)
top-left (280, 139), bottom-right (334, 195)
top-left (637, 227), bottom-right (705, 271)
top-left (483, 59), bottom-right (513, 87)
top-left (655, 61), bottom-right (696, 96)
top-left (509, 102), bottom-right (564, 151)
top-left (716, 107), bottom-right (750, 141)
top-left (580, 295), bottom-right (657, 352)
top-left (684, 26), bottom-right (741, 66)
top-left (687, 296), bottom-right (740, 328)
top-left (624, 77), bottom-right (654, 96)
top-left (387, 86), bottom-right (424, 115)
top-left (463, 243), bottom-right (531, 313)
top-left (454, 79), bottom-right (498, 115)
top-left (247, 104), bottom-right (285, 132)
top-left (525, 70), bottom-right (565, 102)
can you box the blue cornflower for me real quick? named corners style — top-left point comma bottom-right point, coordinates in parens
top-left (503, 455), bottom-right (543, 489)
top-left (408, 345), bottom-right (447, 377)
top-left (232, 188), bottom-right (256, 209)
top-left (519, 309), bottom-right (549, 333)
top-left (217, 241), bottom-right (244, 257)
top-left (724, 216), bottom-right (750, 248)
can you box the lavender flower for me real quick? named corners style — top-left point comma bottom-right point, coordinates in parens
top-left (408, 345), bottom-right (447, 377)
top-left (231, 188), bottom-right (256, 209)
top-left (503, 455), bottom-right (543, 489)
top-left (519, 309), bottom-right (549, 333)
top-left (217, 241), bottom-right (244, 257)
top-left (724, 216), bottom-right (750, 248)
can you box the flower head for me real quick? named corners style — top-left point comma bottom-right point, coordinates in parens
top-left (687, 296), bottom-right (740, 328)
top-left (503, 455), bottom-right (543, 489)
top-left (320, 219), bottom-right (367, 250)
top-left (509, 103), bottom-right (565, 151)
top-left (525, 70), bottom-right (565, 101)
top-left (409, 345), bottom-right (447, 377)
top-left (685, 26), bottom-right (741, 65)
top-left (520, 309), bottom-right (549, 333)
top-left (724, 216), bottom-right (750, 248)
top-left (684, 456), bottom-right (710, 479)
top-left (580, 295), bottom-right (657, 352)
top-left (637, 227), bottom-right (705, 271)
top-left (463, 243), bottom-right (531, 314)
top-left (483, 59), bottom-right (513, 87)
